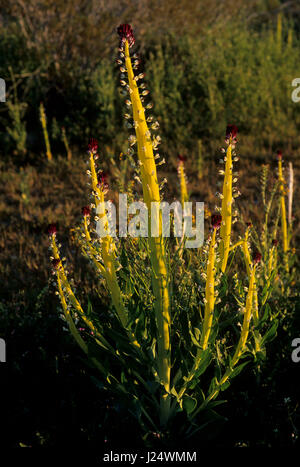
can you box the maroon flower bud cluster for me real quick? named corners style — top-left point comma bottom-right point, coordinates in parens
top-left (272, 239), bottom-right (278, 246)
top-left (88, 138), bottom-right (98, 154)
top-left (177, 154), bottom-right (186, 163)
top-left (277, 150), bottom-right (282, 160)
top-left (82, 206), bottom-right (91, 217)
top-left (97, 171), bottom-right (109, 190)
top-left (246, 222), bottom-right (252, 229)
top-left (253, 250), bottom-right (262, 264)
top-left (52, 258), bottom-right (61, 270)
top-left (211, 213), bottom-right (222, 229)
top-left (117, 24), bottom-right (135, 48)
top-left (47, 223), bottom-right (57, 236)
top-left (225, 124), bottom-right (238, 143)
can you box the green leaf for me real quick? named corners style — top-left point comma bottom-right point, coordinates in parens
top-left (182, 395), bottom-right (197, 414)
top-left (193, 326), bottom-right (201, 341)
top-left (261, 303), bottom-right (271, 324)
top-left (208, 399), bottom-right (227, 409)
top-left (220, 379), bottom-right (231, 391)
top-left (189, 330), bottom-right (201, 348)
top-left (208, 376), bottom-right (219, 394)
top-left (261, 320), bottom-right (279, 346)
top-left (230, 361), bottom-right (249, 380)
top-left (194, 349), bottom-right (212, 378)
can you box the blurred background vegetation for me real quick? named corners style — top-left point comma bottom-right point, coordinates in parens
top-left (0, 0), bottom-right (300, 160)
top-left (0, 0), bottom-right (300, 448)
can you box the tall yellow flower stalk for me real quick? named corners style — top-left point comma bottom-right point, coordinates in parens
top-left (200, 214), bottom-right (222, 350)
top-left (39, 102), bottom-right (52, 162)
top-left (87, 139), bottom-right (132, 333)
top-left (242, 223), bottom-right (259, 324)
top-left (177, 213), bottom-right (222, 400)
top-left (219, 125), bottom-right (238, 273)
top-left (117, 24), bottom-right (171, 424)
top-left (192, 251), bottom-right (260, 417)
top-left (268, 239), bottom-right (278, 276)
top-left (177, 155), bottom-right (189, 207)
top-left (221, 253), bottom-right (258, 373)
top-left (277, 150), bottom-right (289, 271)
top-left (48, 224), bottom-right (113, 358)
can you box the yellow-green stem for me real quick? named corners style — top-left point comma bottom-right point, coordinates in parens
top-left (278, 157), bottom-right (289, 271)
top-left (90, 154), bottom-right (129, 329)
top-left (62, 127), bottom-right (72, 161)
top-left (192, 264), bottom-right (256, 418)
top-left (242, 228), bottom-right (259, 324)
top-left (201, 229), bottom-right (217, 349)
top-left (220, 143), bottom-right (232, 272)
top-left (177, 227), bottom-right (217, 400)
top-left (39, 103), bottom-right (52, 162)
top-left (124, 39), bottom-right (171, 425)
top-left (178, 161), bottom-right (188, 208)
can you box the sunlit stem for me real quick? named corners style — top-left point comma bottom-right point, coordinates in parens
top-left (178, 161), bottom-right (188, 208)
top-left (177, 227), bottom-right (217, 400)
top-left (191, 264), bottom-right (256, 420)
top-left (39, 102), bottom-right (52, 162)
top-left (201, 228), bottom-right (217, 349)
top-left (278, 157), bottom-right (289, 272)
top-left (220, 142), bottom-right (232, 273)
top-left (124, 39), bottom-right (171, 425)
top-left (242, 228), bottom-right (258, 324)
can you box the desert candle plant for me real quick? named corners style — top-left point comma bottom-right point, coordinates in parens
top-left (47, 24), bottom-right (284, 438)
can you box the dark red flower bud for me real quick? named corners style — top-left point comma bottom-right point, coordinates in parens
top-left (97, 171), bottom-right (109, 190)
top-left (47, 223), bottom-right (57, 236)
top-left (117, 24), bottom-right (135, 48)
top-left (246, 222), bottom-right (252, 229)
top-left (272, 239), bottom-right (278, 246)
top-left (277, 150), bottom-right (282, 160)
top-left (177, 154), bottom-right (186, 162)
top-left (226, 124), bottom-right (238, 140)
top-left (211, 213), bottom-right (222, 229)
top-left (253, 250), bottom-right (262, 264)
top-left (82, 206), bottom-right (91, 217)
top-left (52, 258), bottom-right (61, 270)
top-left (88, 138), bottom-right (98, 154)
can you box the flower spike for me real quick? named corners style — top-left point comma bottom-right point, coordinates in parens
top-left (47, 223), bottom-right (57, 236)
top-left (97, 171), bottom-right (109, 190)
top-left (88, 138), bottom-right (98, 154)
top-left (82, 206), bottom-right (91, 217)
top-left (211, 213), bottom-right (222, 229)
top-left (253, 251), bottom-right (262, 264)
top-left (177, 154), bottom-right (186, 162)
top-left (52, 258), bottom-right (61, 270)
top-left (219, 124), bottom-right (239, 272)
top-left (117, 24), bottom-right (135, 48)
top-left (225, 124), bottom-right (238, 142)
